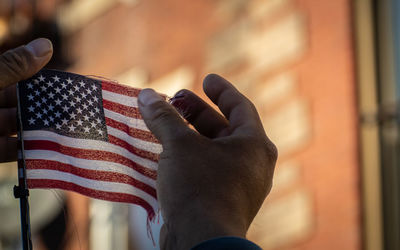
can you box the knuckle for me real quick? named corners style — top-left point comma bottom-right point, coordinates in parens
top-left (268, 141), bottom-right (278, 162)
top-left (257, 137), bottom-right (278, 164)
top-left (0, 46), bottom-right (33, 79)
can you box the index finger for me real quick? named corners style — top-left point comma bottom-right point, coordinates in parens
top-left (203, 74), bottom-right (264, 136)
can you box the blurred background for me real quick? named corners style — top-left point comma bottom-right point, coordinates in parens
top-left (0, 0), bottom-right (399, 249)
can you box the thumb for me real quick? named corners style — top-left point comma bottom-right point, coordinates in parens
top-left (0, 38), bottom-right (53, 90)
top-left (138, 89), bottom-right (191, 145)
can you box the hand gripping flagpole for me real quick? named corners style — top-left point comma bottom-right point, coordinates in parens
top-left (14, 83), bottom-right (33, 250)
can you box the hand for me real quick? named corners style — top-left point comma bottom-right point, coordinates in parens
top-left (138, 74), bottom-right (277, 250)
top-left (0, 38), bottom-right (53, 162)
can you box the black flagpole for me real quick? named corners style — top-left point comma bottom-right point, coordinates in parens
top-left (14, 83), bottom-right (33, 250)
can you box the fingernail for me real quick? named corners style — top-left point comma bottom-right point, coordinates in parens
top-left (25, 38), bottom-right (53, 57)
top-left (139, 89), bottom-right (163, 106)
top-left (170, 91), bottom-right (188, 115)
top-left (171, 90), bottom-right (186, 100)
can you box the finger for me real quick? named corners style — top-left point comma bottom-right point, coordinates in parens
top-left (170, 89), bottom-right (229, 138)
top-left (0, 107), bottom-right (17, 135)
top-left (0, 137), bottom-right (17, 162)
top-left (203, 74), bottom-right (263, 135)
top-left (138, 89), bottom-right (193, 145)
top-left (0, 85), bottom-right (17, 108)
top-left (0, 38), bottom-right (53, 91)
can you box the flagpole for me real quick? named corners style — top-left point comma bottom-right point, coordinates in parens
top-left (14, 83), bottom-right (33, 250)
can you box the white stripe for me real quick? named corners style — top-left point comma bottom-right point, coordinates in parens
top-left (23, 130), bottom-right (158, 170)
top-left (107, 126), bottom-right (162, 154)
top-left (104, 109), bottom-right (148, 131)
top-left (25, 150), bottom-right (156, 187)
top-left (102, 90), bottom-right (138, 107)
top-left (27, 169), bottom-right (158, 211)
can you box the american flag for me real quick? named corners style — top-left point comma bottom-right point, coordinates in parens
top-left (18, 69), bottom-right (161, 221)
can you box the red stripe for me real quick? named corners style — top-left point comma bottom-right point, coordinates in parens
top-left (108, 135), bottom-right (159, 163)
top-left (103, 99), bottom-right (141, 119)
top-left (101, 80), bottom-right (168, 99)
top-left (26, 159), bottom-right (157, 198)
top-left (27, 179), bottom-right (155, 220)
top-left (24, 140), bottom-right (157, 180)
top-left (105, 117), bottom-right (158, 143)
top-left (102, 81), bottom-right (140, 97)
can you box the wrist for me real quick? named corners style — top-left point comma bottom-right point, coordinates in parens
top-left (162, 208), bottom-right (247, 250)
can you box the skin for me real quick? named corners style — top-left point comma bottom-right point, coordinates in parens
top-left (1, 38), bottom-right (278, 250)
top-left (138, 74), bottom-right (278, 250)
top-left (0, 38), bottom-right (53, 162)
top-left (0, 38), bottom-right (89, 250)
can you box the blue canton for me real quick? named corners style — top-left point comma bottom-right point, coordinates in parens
top-left (18, 69), bottom-right (108, 141)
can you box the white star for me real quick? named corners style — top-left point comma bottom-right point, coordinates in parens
top-left (83, 127), bottom-right (90, 133)
top-left (53, 76), bottom-right (60, 82)
top-left (94, 107), bottom-right (100, 113)
top-left (76, 107), bottom-right (82, 114)
top-left (96, 118), bottom-right (102, 124)
top-left (83, 115), bottom-right (89, 121)
top-left (61, 82), bottom-right (67, 89)
top-left (49, 116), bottom-right (54, 122)
top-left (62, 105), bottom-right (69, 112)
top-left (35, 101), bottom-right (41, 107)
top-left (34, 90), bottom-right (40, 96)
top-left (82, 103), bottom-right (88, 110)
top-left (48, 92), bottom-right (55, 99)
top-left (81, 92), bottom-right (87, 99)
top-left (74, 85), bottom-right (80, 91)
top-left (55, 99), bottom-right (62, 106)
top-left (87, 89), bottom-right (92, 95)
top-left (88, 100), bottom-right (93, 106)
top-left (97, 129), bottom-right (103, 135)
top-left (66, 78), bottom-right (73, 84)
top-left (48, 104), bottom-right (54, 111)
top-left (28, 118), bottom-right (35, 125)
top-left (27, 94), bottom-right (34, 101)
top-left (75, 96), bottom-right (82, 103)
top-left (40, 85), bottom-right (46, 92)
top-left (46, 81), bottom-right (53, 87)
top-left (55, 111), bottom-right (61, 118)
top-left (68, 89), bottom-right (74, 96)
top-left (27, 83), bottom-right (33, 89)
top-left (89, 111), bottom-right (95, 117)
top-left (69, 124), bottom-right (76, 132)
top-left (69, 100), bottom-right (76, 107)
top-left (62, 94), bottom-right (68, 100)
top-left (92, 85), bottom-right (98, 90)
top-left (43, 119), bottom-right (49, 126)
top-left (54, 87), bottom-right (61, 93)
top-left (79, 81), bottom-right (85, 87)
top-left (42, 108), bottom-right (48, 115)
top-left (38, 75), bottom-right (45, 82)
top-left (41, 97), bottom-right (47, 103)
top-left (36, 112), bottom-right (42, 119)
top-left (77, 120), bottom-right (83, 126)
top-left (61, 118), bottom-right (68, 125)
top-left (28, 106), bottom-right (35, 112)
top-left (93, 96), bottom-right (99, 102)
top-left (56, 123), bottom-right (62, 129)
top-left (90, 121), bottom-right (96, 128)
top-left (70, 112), bottom-right (76, 119)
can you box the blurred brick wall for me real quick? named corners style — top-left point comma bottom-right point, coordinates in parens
top-left (64, 0), bottom-right (361, 249)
